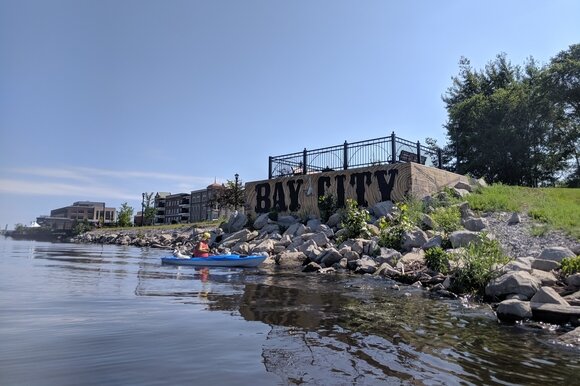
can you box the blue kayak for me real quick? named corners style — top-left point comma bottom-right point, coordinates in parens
top-left (161, 254), bottom-right (267, 268)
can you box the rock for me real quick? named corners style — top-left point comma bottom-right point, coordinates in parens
top-left (421, 214), bottom-right (435, 230)
top-left (503, 260), bottom-right (532, 273)
top-left (353, 256), bottom-right (378, 274)
top-left (400, 249), bottom-right (425, 266)
top-left (496, 299), bottom-right (532, 322)
top-left (319, 248), bottom-right (343, 267)
top-left (454, 181), bottom-right (473, 192)
top-left (452, 188), bottom-right (470, 198)
top-left (251, 239), bottom-right (275, 254)
top-left (277, 215), bottom-right (298, 227)
top-left (530, 269), bottom-right (558, 286)
top-left (375, 248), bottom-right (401, 266)
top-left (485, 271), bottom-right (542, 300)
top-left (422, 235), bottom-right (443, 250)
top-left (221, 229), bottom-right (257, 245)
top-left (531, 303), bottom-right (580, 325)
top-left (283, 223), bottom-right (307, 238)
top-left (224, 212), bottom-right (248, 233)
top-left (302, 262), bottom-right (322, 273)
top-left (253, 213), bottom-right (269, 230)
top-left (449, 230), bottom-right (482, 248)
top-left (507, 212), bottom-right (521, 225)
top-left (462, 217), bottom-right (487, 232)
top-left (402, 228), bottom-right (428, 251)
top-left (306, 218), bottom-right (322, 231)
top-left (530, 258), bottom-right (560, 272)
top-left (259, 223), bottom-right (280, 235)
top-left (554, 327), bottom-right (580, 349)
top-left (326, 213), bottom-right (342, 228)
top-left (371, 201), bottom-right (395, 218)
top-left (537, 247), bottom-right (575, 262)
top-left (564, 290), bottom-right (580, 306)
top-left (274, 251), bottom-right (307, 267)
top-left (457, 202), bottom-right (472, 219)
top-left (530, 286), bottom-right (569, 306)
top-left (566, 273), bottom-right (580, 287)
top-left (303, 232), bottom-right (330, 248)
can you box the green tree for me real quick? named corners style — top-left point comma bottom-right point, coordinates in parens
top-left (117, 202), bottom-right (134, 227)
top-left (218, 176), bottom-right (245, 210)
top-left (141, 192), bottom-right (155, 226)
top-left (442, 48), bottom-right (578, 186)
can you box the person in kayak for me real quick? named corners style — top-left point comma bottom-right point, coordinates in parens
top-left (193, 232), bottom-right (211, 258)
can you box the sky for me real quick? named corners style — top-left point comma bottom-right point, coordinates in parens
top-left (1, 0), bottom-right (578, 229)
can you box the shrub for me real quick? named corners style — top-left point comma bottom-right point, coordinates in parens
top-left (268, 210), bottom-right (279, 221)
top-left (450, 235), bottom-right (509, 295)
top-left (425, 247), bottom-right (451, 274)
top-left (318, 194), bottom-right (337, 223)
top-left (430, 206), bottom-right (461, 233)
top-left (339, 199), bottom-right (371, 240)
top-left (561, 256), bottom-right (580, 276)
top-left (377, 202), bottom-right (415, 250)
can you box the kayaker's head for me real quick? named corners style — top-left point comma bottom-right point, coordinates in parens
top-left (201, 232), bottom-right (211, 240)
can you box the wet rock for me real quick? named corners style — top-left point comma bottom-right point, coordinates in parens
top-left (275, 251), bottom-right (307, 267)
top-left (496, 299), bottom-right (532, 322)
top-left (302, 262), bottom-right (322, 273)
top-left (553, 327), bottom-right (580, 349)
top-left (531, 303), bottom-right (580, 326)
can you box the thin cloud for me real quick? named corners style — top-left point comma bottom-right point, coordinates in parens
top-left (0, 178), bottom-right (136, 200)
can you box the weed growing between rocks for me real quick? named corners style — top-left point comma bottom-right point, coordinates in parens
top-left (425, 247), bottom-right (451, 274)
top-left (337, 199), bottom-right (371, 244)
top-left (561, 255), bottom-right (580, 275)
top-left (449, 235), bottom-right (509, 296)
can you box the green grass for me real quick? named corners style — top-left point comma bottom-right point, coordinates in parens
top-left (466, 184), bottom-right (580, 239)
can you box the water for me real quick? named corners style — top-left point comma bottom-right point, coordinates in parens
top-left (0, 237), bottom-right (578, 386)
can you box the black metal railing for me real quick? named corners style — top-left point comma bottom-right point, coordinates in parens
top-left (268, 131), bottom-right (442, 179)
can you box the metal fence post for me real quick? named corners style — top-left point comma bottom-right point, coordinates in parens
top-left (268, 156), bottom-right (272, 179)
top-left (391, 131), bottom-right (396, 163)
top-left (416, 141), bottom-right (421, 164)
top-left (437, 149), bottom-right (442, 169)
top-left (302, 148), bottom-right (307, 175)
top-left (343, 141), bottom-right (348, 170)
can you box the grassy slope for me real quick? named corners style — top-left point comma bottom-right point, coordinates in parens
top-left (465, 185), bottom-right (580, 239)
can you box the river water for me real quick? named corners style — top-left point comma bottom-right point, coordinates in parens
top-left (0, 237), bottom-right (578, 386)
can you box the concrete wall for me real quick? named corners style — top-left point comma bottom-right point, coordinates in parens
top-left (244, 163), bottom-right (469, 218)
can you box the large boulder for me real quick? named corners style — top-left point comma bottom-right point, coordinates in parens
top-left (531, 258), bottom-right (560, 272)
top-left (449, 230), bottom-right (482, 248)
top-left (319, 248), bottom-right (343, 267)
top-left (496, 299), bottom-right (532, 322)
top-left (253, 213), bottom-right (270, 230)
top-left (402, 228), bottom-right (428, 251)
top-left (462, 217), bottom-right (487, 232)
top-left (370, 201), bottom-right (395, 218)
top-left (530, 286), bottom-right (570, 306)
top-left (274, 251), bottom-right (307, 267)
top-left (485, 271), bottom-right (542, 300)
top-left (537, 247), bottom-right (575, 262)
top-left (223, 212), bottom-right (248, 233)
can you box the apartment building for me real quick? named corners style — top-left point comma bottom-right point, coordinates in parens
top-left (164, 193), bottom-right (190, 224)
top-left (190, 182), bottom-right (225, 222)
top-left (37, 201), bottom-right (116, 230)
top-left (154, 192), bottom-right (170, 225)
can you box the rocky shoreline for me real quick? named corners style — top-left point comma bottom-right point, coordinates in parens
top-left (73, 183), bottom-right (580, 350)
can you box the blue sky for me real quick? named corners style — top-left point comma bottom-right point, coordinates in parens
top-left (1, 0), bottom-right (578, 229)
